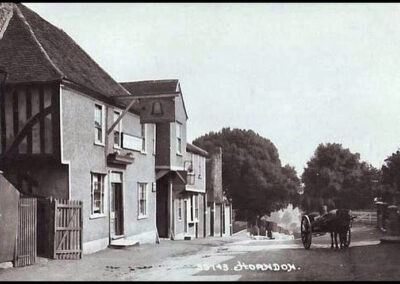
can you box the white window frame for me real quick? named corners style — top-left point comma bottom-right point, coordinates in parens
top-left (141, 124), bottom-right (147, 154)
top-left (176, 122), bottom-right (182, 155)
top-left (90, 173), bottom-right (106, 218)
top-left (138, 182), bottom-right (148, 219)
top-left (94, 103), bottom-right (106, 146)
top-left (113, 109), bottom-right (122, 149)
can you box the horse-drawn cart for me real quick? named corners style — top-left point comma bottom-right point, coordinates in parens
top-left (300, 209), bottom-right (354, 249)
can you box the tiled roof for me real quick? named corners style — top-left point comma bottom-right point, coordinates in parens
top-left (187, 143), bottom-right (209, 157)
top-left (0, 4), bottom-right (130, 97)
top-left (120, 79), bottom-right (179, 96)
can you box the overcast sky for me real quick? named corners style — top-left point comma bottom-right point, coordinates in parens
top-left (24, 3), bottom-right (400, 175)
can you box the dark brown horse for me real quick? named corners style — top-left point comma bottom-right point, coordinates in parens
top-left (329, 209), bottom-right (352, 249)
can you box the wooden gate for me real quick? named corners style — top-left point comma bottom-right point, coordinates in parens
top-left (53, 199), bottom-right (82, 259)
top-left (15, 198), bottom-right (37, 267)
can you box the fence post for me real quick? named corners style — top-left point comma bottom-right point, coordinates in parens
top-left (80, 201), bottom-right (83, 258)
top-left (53, 199), bottom-right (57, 259)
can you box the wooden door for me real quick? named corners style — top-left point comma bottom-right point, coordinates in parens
top-left (156, 179), bottom-right (169, 238)
top-left (16, 198), bottom-right (37, 266)
top-left (111, 181), bottom-right (124, 237)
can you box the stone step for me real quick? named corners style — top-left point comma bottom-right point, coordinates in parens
top-left (109, 238), bottom-right (140, 249)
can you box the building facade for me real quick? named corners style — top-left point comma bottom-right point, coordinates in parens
top-left (121, 81), bottom-right (209, 241)
top-left (0, 3), bottom-right (230, 258)
top-left (0, 3), bottom-right (158, 254)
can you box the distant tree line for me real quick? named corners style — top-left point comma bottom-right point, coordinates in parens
top-left (193, 128), bottom-right (400, 219)
top-left (300, 143), bottom-right (400, 213)
top-left (300, 143), bottom-right (380, 213)
top-left (380, 150), bottom-right (400, 204)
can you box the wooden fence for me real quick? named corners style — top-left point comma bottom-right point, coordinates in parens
top-left (37, 198), bottom-right (82, 260)
top-left (53, 199), bottom-right (82, 260)
top-left (352, 210), bottom-right (377, 226)
top-left (15, 198), bottom-right (37, 267)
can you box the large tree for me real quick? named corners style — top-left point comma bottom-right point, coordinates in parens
top-left (381, 150), bottom-right (400, 203)
top-left (193, 128), bottom-right (300, 220)
top-left (301, 143), bottom-right (379, 212)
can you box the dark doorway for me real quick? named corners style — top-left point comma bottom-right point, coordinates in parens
top-left (184, 200), bottom-right (188, 234)
top-left (156, 177), bottom-right (169, 238)
top-left (111, 179), bottom-right (124, 237)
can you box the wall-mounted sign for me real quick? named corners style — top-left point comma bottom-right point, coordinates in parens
top-left (122, 133), bottom-right (142, 152)
top-left (139, 97), bottom-right (176, 123)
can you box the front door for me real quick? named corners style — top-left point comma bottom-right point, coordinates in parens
top-left (156, 178), bottom-right (169, 238)
top-left (110, 172), bottom-right (124, 238)
top-left (184, 200), bottom-right (188, 234)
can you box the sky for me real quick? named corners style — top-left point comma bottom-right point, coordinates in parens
top-left (24, 3), bottom-right (400, 175)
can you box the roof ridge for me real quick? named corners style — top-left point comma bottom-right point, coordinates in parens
top-left (54, 26), bottom-right (131, 96)
top-left (13, 4), bottom-right (64, 79)
top-left (120, 79), bottom-right (179, 84)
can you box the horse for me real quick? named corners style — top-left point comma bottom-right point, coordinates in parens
top-left (328, 209), bottom-right (352, 249)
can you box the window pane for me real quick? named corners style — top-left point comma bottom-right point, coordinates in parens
top-left (177, 138), bottom-right (182, 153)
top-left (176, 123), bottom-right (181, 138)
top-left (141, 124), bottom-right (146, 152)
top-left (95, 105), bottom-right (102, 126)
top-left (113, 111), bottom-right (121, 147)
top-left (113, 111), bottom-right (119, 122)
top-left (92, 174), bottom-right (104, 215)
top-left (153, 124), bottom-right (156, 155)
top-left (95, 105), bottom-right (103, 143)
top-left (114, 131), bottom-right (120, 146)
top-left (139, 183), bottom-right (147, 216)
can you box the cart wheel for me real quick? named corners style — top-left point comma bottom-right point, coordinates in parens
top-left (301, 215), bottom-right (312, 249)
top-left (343, 227), bottom-right (351, 248)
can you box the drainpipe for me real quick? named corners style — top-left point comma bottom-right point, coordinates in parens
top-left (203, 193), bottom-right (207, 238)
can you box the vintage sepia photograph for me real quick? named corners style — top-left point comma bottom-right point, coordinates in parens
top-left (0, 2), bottom-right (400, 281)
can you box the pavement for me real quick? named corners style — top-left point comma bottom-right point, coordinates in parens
top-left (0, 224), bottom-right (399, 281)
top-left (380, 235), bottom-right (400, 243)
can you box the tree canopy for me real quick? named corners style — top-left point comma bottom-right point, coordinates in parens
top-left (381, 150), bottom-right (400, 203)
top-left (193, 127), bottom-right (300, 220)
top-left (301, 143), bottom-right (379, 212)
